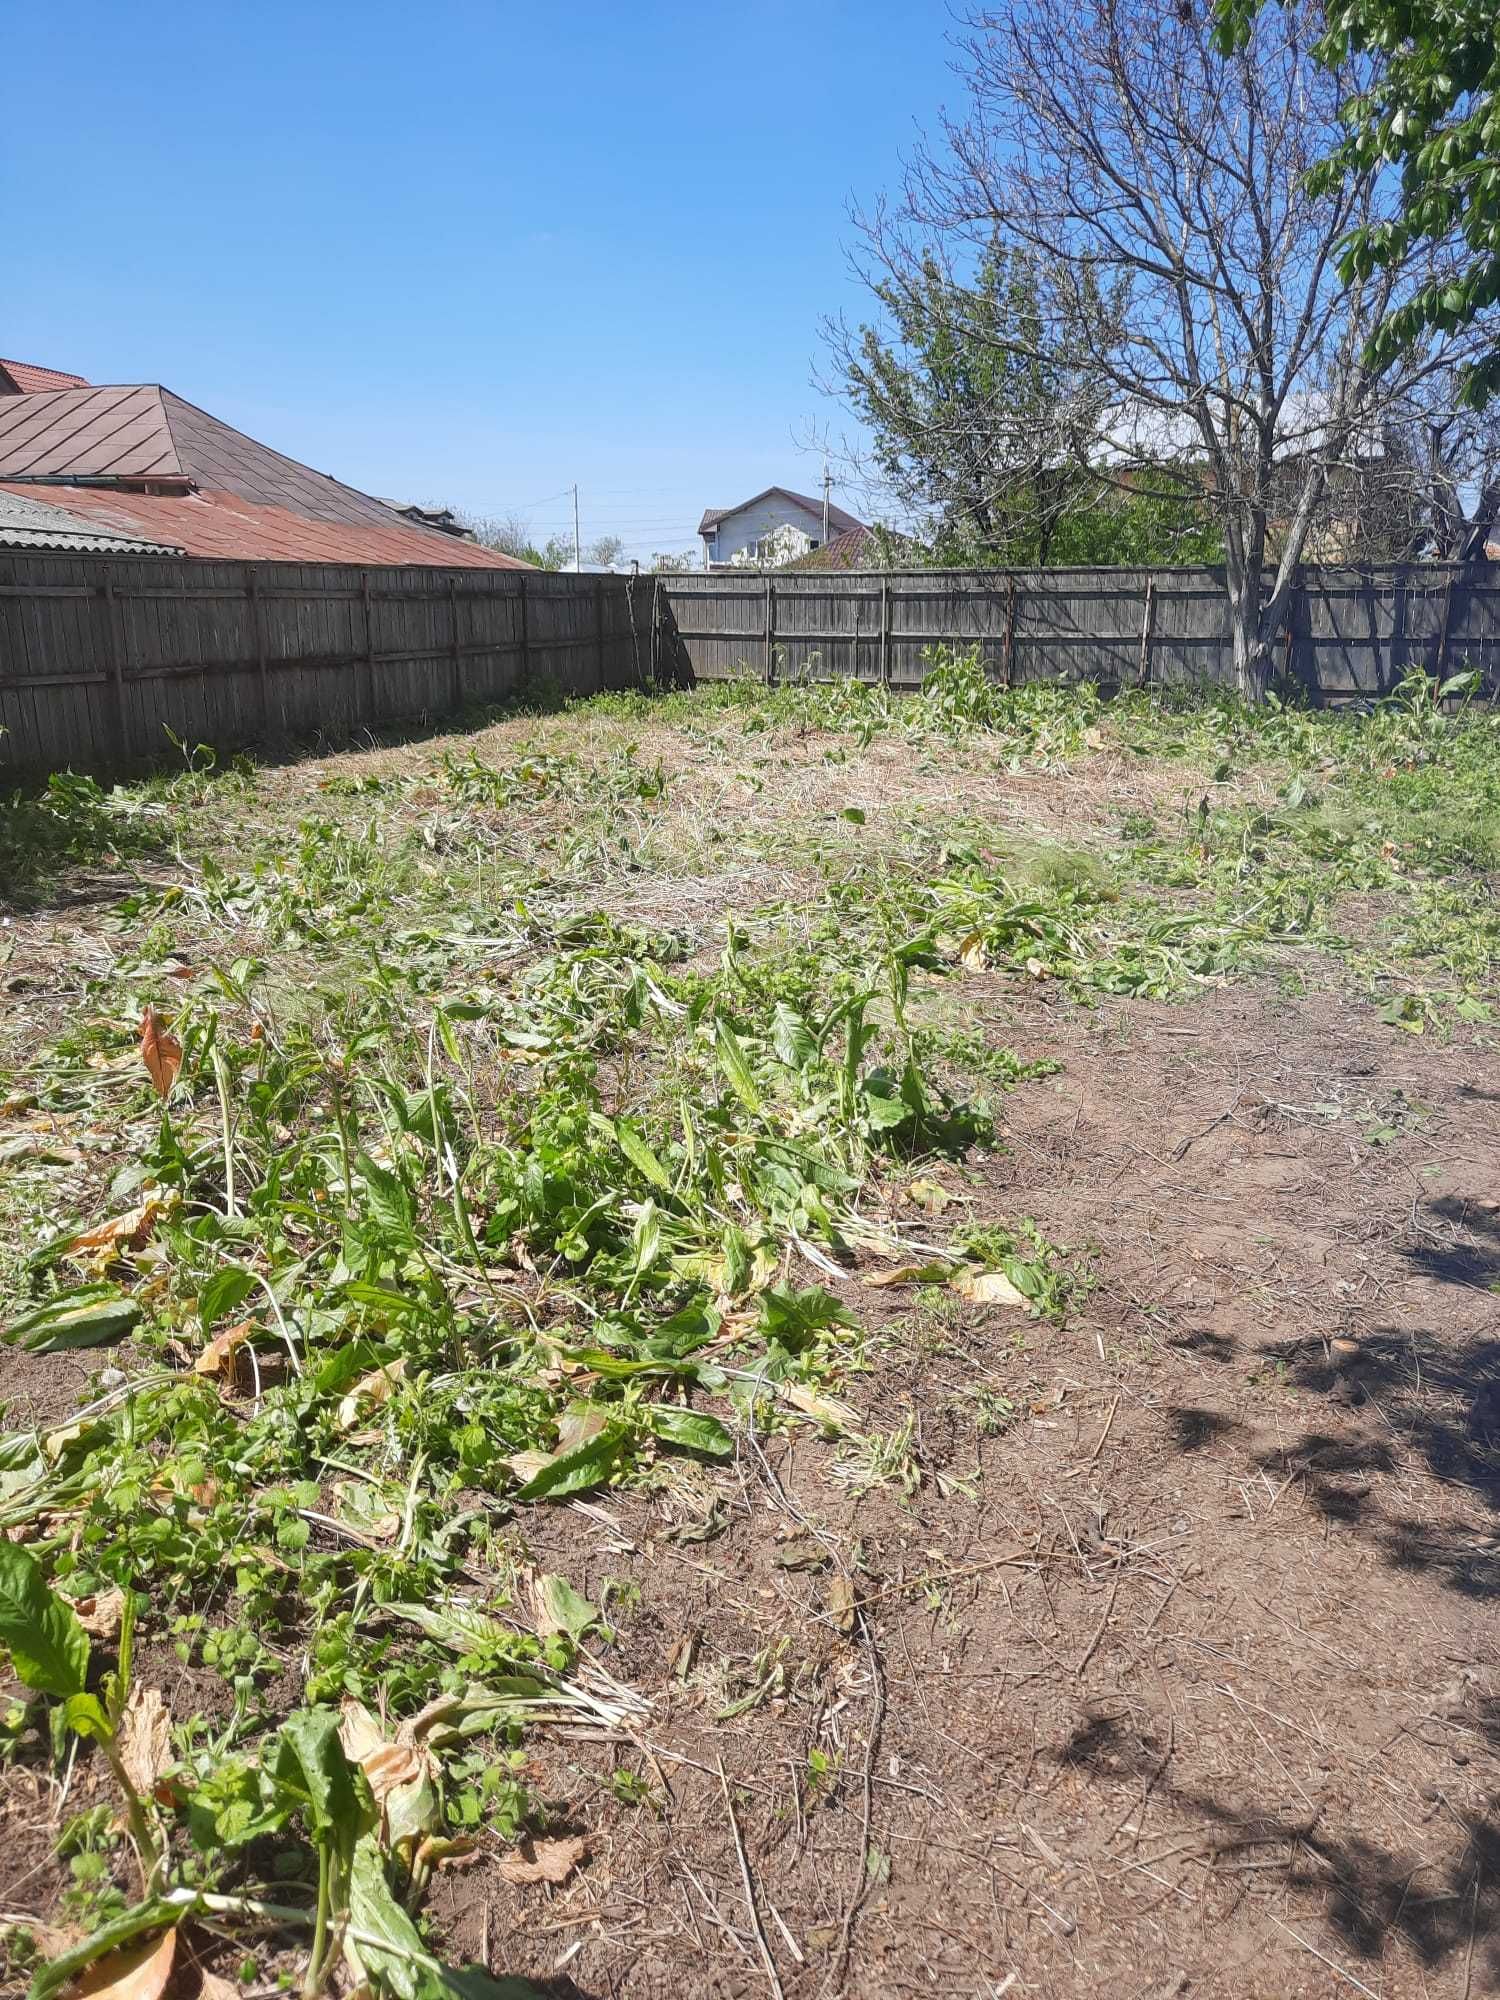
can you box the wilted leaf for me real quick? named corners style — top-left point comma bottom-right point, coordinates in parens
top-left (826, 1575), bottom-right (857, 1636)
top-left (118, 1686), bottom-right (171, 1797)
top-left (497, 1834), bottom-right (588, 1887)
top-left (192, 1319), bottom-right (256, 1382)
top-left (950, 1266), bottom-right (1027, 1308)
top-left (861, 1263), bottom-right (927, 1289)
top-left (71, 1588), bottom-right (127, 1642)
top-left (778, 1381), bottom-right (859, 1432)
top-left (529, 1573), bottom-right (600, 1642)
top-left (137, 1010), bottom-right (182, 1100)
top-left (336, 1359), bottom-right (406, 1430)
top-left (63, 1202), bottom-right (165, 1265)
top-left (958, 930), bottom-right (988, 969)
top-left (339, 1698), bottom-right (428, 1802)
top-left (66, 1924), bottom-right (176, 2000)
top-left (906, 1178), bottom-right (952, 1214)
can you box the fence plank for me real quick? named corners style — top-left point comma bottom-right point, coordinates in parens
top-left (663, 564), bottom-right (1500, 702)
top-left (0, 554), bottom-right (688, 776)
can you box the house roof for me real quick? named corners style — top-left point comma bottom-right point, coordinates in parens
top-left (783, 525), bottom-right (877, 571)
top-left (698, 485), bottom-right (865, 537)
top-left (0, 385), bottom-right (528, 567)
top-left (0, 486), bottom-right (182, 556)
top-left (0, 358), bottom-right (91, 395)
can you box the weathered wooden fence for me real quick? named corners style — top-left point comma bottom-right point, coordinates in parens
top-left (661, 564), bottom-right (1500, 699)
top-left (0, 554), bottom-right (682, 776)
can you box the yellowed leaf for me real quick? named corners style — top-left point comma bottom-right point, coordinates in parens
top-left (861, 1263), bottom-right (926, 1289)
top-left (66, 1924), bottom-right (176, 2000)
top-left (1024, 956), bottom-right (1050, 980)
top-left (780, 1381), bottom-right (859, 1432)
top-left (950, 1266), bottom-right (1028, 1309)
top-left (906, 1178), bottom-right (952, 1214)
top-left (64, 1200), bottom-right (165, 1264)
top-left (193, 1319), bottom-right (257, 1384)
top-left (497, 1834), bottom-right (588, 1887)
top-left (72, 1587), bottom-right (127, 1641)
top-left (138, 1009), bottom-right (182, 1100)
top-left (336, 1359), bottom-right (405, 1430)
top-left (117, 1686), bottom-right (171, 1797)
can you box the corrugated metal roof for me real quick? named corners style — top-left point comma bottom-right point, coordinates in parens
top-left (0, 358), bottom-right (91, 394)
top-left (0, 385), bottom-right (529, 568)
top-left (0, 487), bottom-right (182, 555)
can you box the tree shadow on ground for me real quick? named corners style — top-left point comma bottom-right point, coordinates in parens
top-left (1053, 1712), bottom-right (1498, 1981)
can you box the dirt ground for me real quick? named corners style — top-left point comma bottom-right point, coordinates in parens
top-left (408, 974), bottom-right (1498, 2000)
top-left (2, 699), bottom-right (1497, 2000)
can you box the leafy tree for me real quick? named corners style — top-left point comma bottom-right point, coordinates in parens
top-left (842, 1), bottom-right (1485, 695)
top-left (1217, 0), bottom-right (1500, 405)
top-left (828, 241), bottom-right (1120, 565)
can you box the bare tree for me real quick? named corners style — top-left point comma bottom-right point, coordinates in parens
top-left (865, 0), bottom-right (1481, 694)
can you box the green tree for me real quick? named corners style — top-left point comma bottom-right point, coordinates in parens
top-left (1217, 1), bottom-right (1500, 404)
top-left (828, 242), bottom-right (1124, 565)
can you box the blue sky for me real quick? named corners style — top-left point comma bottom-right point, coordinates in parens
top-left (6, 2), bottom-right (959, 563)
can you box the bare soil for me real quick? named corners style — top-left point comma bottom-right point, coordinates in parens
top-left (413, 974), bottom-right (1499, 2000)
top-left (2, 705), bottom-right (1496, 1999)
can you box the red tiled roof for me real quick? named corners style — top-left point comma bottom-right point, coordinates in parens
top-left (784, 525), bottom-right (876, 570)
top-left (0, 358), bottom-right (91, 394)
top-left (0, 385), bottom-right (529, 568)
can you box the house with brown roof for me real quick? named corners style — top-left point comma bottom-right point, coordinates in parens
top-left (0, 361), bottom-right (528, 569)
top-left (698, 485), bottom-right (865, 570)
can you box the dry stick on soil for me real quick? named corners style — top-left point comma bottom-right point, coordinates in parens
top-left (717, 1758), bottom-right (786, 2000)
top-left (821, 1606), bottom-right (886, 1999)
top-left (1075, 1560), bottom-right (1124, 1678)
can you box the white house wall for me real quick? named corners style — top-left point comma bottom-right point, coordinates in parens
top-left (706, 494), bottom-right (825, 566)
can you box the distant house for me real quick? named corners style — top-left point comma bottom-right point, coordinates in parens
top-left (0, 360), bottom-right (530, 568)
top-left (698, 485), bottom-right (865, 570)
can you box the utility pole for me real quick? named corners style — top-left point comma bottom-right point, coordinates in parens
top-left (572, 484), bottom-right (582, 572)
top-left (821, 460), bottom-right (831, 547)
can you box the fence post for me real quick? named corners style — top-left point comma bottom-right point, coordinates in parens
top-left (1003, 574), bottom-right (1017, 687)
top-left (880, 573), bottom-right (891, 687)
top-left (650, 578), bottom-right (660, 686)
top-left (1435, 568), bottom-right (1456, 685)
top-left (359, 571), bottom-right (375, 727)
top-left (1137, 576), bottom-right (1157, 688)
top-left (764, 577), bottom-right (776, 686)
top-left (247, 572), bottom-right (270, 732)
top-left (518, 571), bottom-right (530, 694)
top-left (448, 577), bottom-right (462, 716)
top-left (595, 574), bottom-right (606, 688)
top-left (101, 574), bottom-right (129, 758)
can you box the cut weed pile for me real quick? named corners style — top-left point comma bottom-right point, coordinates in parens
top-left (1, 654), bottom-right (1497, 1999)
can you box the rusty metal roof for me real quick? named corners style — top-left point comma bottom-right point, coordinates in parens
top-left (0, 358), bottom-right (91, 394)
top-left (0, 386), bottom-right (528, 568)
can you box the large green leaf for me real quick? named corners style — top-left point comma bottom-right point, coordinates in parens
top-left (384, 1601), bottom-right (511, 1655)
top-left (346, 1837), bottom-right (552, 2000)
top-left (715, 1019), bottom-right (763, 1113)
top-left (645, 1406), bottom-right (734, 1459)
top-left (274, 1707), bottom-right (367, 1857)
top-left (0, 1542), bottom-right (90, 1697)
top-left (6, 1284), bottom-right (140, 1354)
top-left (511, 1424), bottom-right (625, 1502)
top-left (26, 1902), bottom-right (179, 2000)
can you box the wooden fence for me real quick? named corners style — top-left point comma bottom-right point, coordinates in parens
top-left (0, 553), bottom-right (682, 776)
top-left (660, 564), bottom-right (1500, 700)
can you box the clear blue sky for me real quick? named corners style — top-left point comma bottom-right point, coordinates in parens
top-left (6, 2), bottom-right (959, 563)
